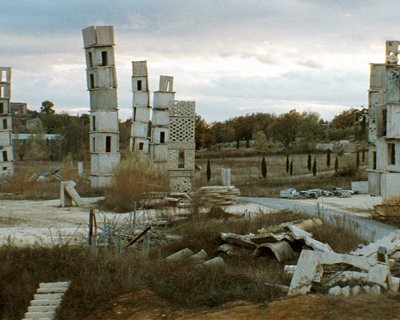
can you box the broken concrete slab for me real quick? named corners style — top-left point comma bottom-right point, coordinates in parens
top-left (285, 225), bottom-right (333, 253)
top-left (220, 233), bottom-right (257, 249)
top-left (60, 180), bottom-right (85, 207)
top-left (288, 250), bottom-right (376, 296)
top-left (253, 241), bottom-right (296, 263)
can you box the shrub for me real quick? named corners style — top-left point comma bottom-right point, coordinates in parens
top-left (102, 154), bottom-right (169, 212)
top-left (206, 159), bottom-right (211, 182)
top-left (261, 156), bottom-right (267, 179)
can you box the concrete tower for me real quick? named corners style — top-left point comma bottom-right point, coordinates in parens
top-left (168, 101), bottom-right (196, 192)
top-left (0, 67), bottom-right (14, 176)
top-left (151, 76), bottom-right (175, 169)
top-left (368, 40), bottom-right (400, 202)
top-left (130, 61), bottom-right (151, 153)
top-left (82, 26), bottom-right (120, 188)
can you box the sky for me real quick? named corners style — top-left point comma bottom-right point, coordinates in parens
top-left (0, 0), bottom-right (398, 122)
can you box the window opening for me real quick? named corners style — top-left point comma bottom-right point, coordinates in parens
top-left (92, 137), bottom-right (95, 152)
top-left (178, 150), bottom-right (185, 168)
top-left (2, 151), bottom-right (7, 161)
top-left (92, 116), bottom-right (96, 131)
top-left (160, 131), bottom-right (165, 143)
top-left (101, 51), bottom-right (108, 66)
top-left (389, 143), bottom-right (396, 165)
top-left (137, 80), bottom-right (142, 91)
top-left (88, 52), bottom-right (93, 67)
top-left (373, 151), bottom-right (377, 169)
top-left (106, 136), bottom-right (111, 152)
top-left (90, 74), bottom-right (95, 89)
top-left (2, 119), bottom-right (6, 129)
top-left (383, 109), bottom-right (387, 136)
top-left (139, 142), bottom-right (144, 150)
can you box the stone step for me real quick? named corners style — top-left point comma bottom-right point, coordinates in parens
top-left (39, 281), bottom-right (70, 288)
top-left (23, 311), bottom-right (54, 319)
top-left (30, 299), bottom-right (61, 306)
top-left (28, 305), bottom-right (58, 313)
top-left (34, 293), bottom-right (63, 300)
top-left (36, 287), bottom-right (68, 294)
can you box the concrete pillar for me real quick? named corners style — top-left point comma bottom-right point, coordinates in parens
top-left (221, 168), bottom-right (231, 186)
top-left (77, 161), bottom-right (84, 177)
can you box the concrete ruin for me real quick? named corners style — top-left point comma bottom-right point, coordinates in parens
top-left (368, 41), bottom-right (400, 202)
top-left (128, 62), bottom-right (196, 193)
top-left (130, 61), bottom-right (151, 153)
top-left (0, 67), bottom-right (14, 176)
top-left (82, 26), bottom-right (120, 188)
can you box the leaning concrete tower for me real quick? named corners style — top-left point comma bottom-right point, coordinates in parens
top-left (0, 67), bottom-right (14, 176)
top-left (82, 26), bottom-right (120, 188)
top-left (151, 76), bottom-right (175, 170)
top-left (130, 61), bottom-right (151, 153)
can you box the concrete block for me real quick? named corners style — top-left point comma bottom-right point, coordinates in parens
top-left (342, 286), bottom-right (351, 297)
top-left (166, 248), bottom-right (193, 261)
top-left (328, 286), bottom-right (342, 296)
top-left (33, 293), bottom-right (63, 300)
top-left (351, 285), bottom-right (361, 295)
top-left (351, 181), bottom-right (368, 194)
top-left (203, 257), bottom-right (225, 267)
top-left (28, 305), bottom-right (58, 313)
top-left (23, 311), bottom-right (54, 319)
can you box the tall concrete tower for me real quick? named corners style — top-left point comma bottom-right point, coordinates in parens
top-left (82, 26), bottom-right (120, 188)
top-left (0, 67), bottom-right (14, 177)
top-left (151, 76), bottom-right (175, 169)
top-left (130, 61), bottom-right (151, 153)
top-left (168, 101), bottom-right (196, 192)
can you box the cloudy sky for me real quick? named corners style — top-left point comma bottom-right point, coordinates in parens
top-left (1, 1), bottom-right (398, 122)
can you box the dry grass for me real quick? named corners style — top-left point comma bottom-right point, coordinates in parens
top-left (195, 152), bottom-right (364, 187)
top-left (101, 154), bottom-right (169, 212)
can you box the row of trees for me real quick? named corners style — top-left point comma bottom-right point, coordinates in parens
top-left (195, 108), bottom-right (368, 150)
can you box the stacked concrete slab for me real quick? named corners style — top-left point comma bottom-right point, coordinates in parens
top-left (0, 67), bottom-right (14, 177)
top-left (368, 41), bottom-right (400, 202)
top-left (168, 101), bottom-right (196, 192)
top-left (82, 26), bottom-right (120, 188)
top-left (151, 76), bottom-right (175, 170)
top-left (22, 281), bottom-right (70, 320)
top-left (130, 61), bottom-right (151, 153)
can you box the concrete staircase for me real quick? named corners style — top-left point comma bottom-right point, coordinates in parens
top-left (22, 281), bottom-right (70, 320)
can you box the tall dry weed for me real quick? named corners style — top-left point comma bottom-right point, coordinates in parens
top-left (102, 154), bottom-right (169, 212)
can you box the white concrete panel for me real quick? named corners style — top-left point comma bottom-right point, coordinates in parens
top-left (382, 172), bottom-right (400, 202)
top-left (134, 107), bottom-right (150, 123)
top-left (153, 91), bottom-right (175, 108)
top-left (132, 122), bottom-right (148, 137)
top-left (152, 127), bottom-right (169, 144)
top-left (133, 92), bottom-right (149, 109)
top-left (132, 77), bottom-right (148, 92)
top-left (370, 64), bottom-right (385, 90)
top-left (90, 89), bottom-right (118, 109)
top-left (91, 111), bottom-right (119, 132)
top-left (132, 61), bottom-right (148, 77)
top-left (152, 110), bottom-right (169, 126)
top-left (91, 153), bottom-right (120, 175)
top-left (387, 104), bottom-right (400, 138)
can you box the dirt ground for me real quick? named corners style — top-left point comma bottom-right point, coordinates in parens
top-left (82, 290), bottom-right (400, 320)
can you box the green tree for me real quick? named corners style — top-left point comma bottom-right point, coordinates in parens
top-left (40, 100), bottom-right (55, 114)
top-left (335, 156), bottom-right (339, 173)
top-left (326, 149), bottom-right (331, 168)
top-left (356, 151), bottom-right (360, 167)
top-left (261, 156), bottom-right (267, 179)
top-left (206, 160), bottom-right (211, 182)
top-left (268, 109), bottom-right (302, 149)
top-left (312, 157), bottom-right (317, 177)
top-left (254, 130), bottom-right (267, 151)
top-left (307, 154), bottom-right (312, 171)
top-left (286, 155), bottom-right (290, 173)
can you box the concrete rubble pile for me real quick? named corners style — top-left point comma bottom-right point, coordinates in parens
top-left (217, 218), bottom-right (329, 263)
top-left (197, 186), bottom-right (241, 206)
top-left (165, 248), bottom-right (225, 267)
top-left (287, 230), bottom-right (400, 297)
top-left (280, 187), bottom-right (354, 199)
